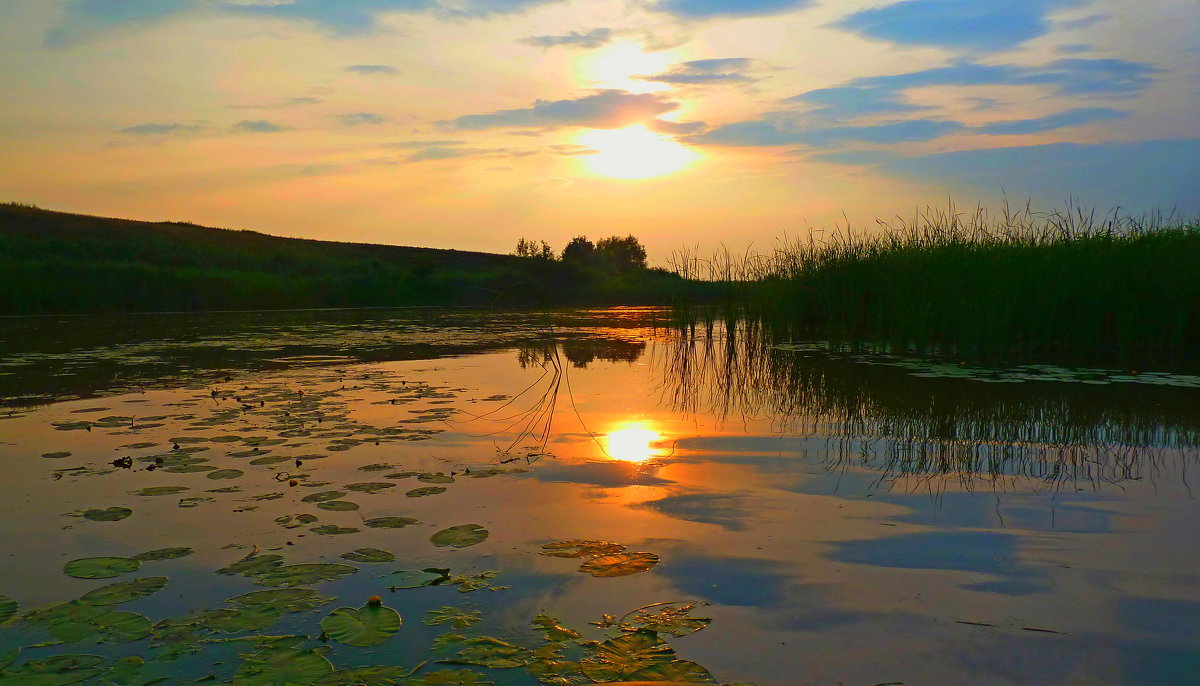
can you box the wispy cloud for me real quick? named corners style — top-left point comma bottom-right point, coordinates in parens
top-left (834, 0), bottom-right (1084, 52)
top-left (977, 107), bottom-right (1126, 135)
top-left (229, 97), bottom-right (322, 110)
top-left (651, 0), bottom-right (814, 20)
top-left (384, 139), bottom-right (468, 148)
top-left (233, 120), bottom-right (287, 133)
top-left (518, 28), bottom-right (612, 49)
top-left (694, 115), bottom-right (965, 147)
top-left (444, 90), bottom-right (678, 130)
top-left (638, 57), bottom-right (760, 85)
top-left (338, 112), bottom-right (386, 126)
top-left (345, 64), bottom-right (399, 75)
top-left (119, 122), bottom-right (210, 136)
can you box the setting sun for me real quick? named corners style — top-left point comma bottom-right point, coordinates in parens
top-left (604, 422), bottom-right (663, 463)
top-left (576, 125), bottom-right (700, 179)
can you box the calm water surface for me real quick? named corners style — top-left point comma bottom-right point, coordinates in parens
top-left (0, 307), bottom-right (1197, 685)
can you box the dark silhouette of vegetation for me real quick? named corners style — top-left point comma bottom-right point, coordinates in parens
top-left (673, 203), bottom-right (1200, 369)
top-left (0, 203), bottom-right (689, 315)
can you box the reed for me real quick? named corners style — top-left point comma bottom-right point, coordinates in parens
top-left (672, 202), bottom-right (1200, 367)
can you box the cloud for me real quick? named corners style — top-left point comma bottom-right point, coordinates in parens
top-left (338, 112), bottom-right (386, 126)
top-left (834, 0), bottom-right (1083, 52)
top-left (444, 90), bottom-right (678, 130)
top-left (694, 114), bottom-right (964, 147)
top-left (845, 57), bottom-right (1160, 98)
top-left (233, 119), bottom-right (287, 132)
top-left (978, 107), bottom-right (1126, 135)
top-left (345, 64), bottom-right (399, 75)
top-left (229, 96), bottom-right (322, 110)
top-left (45, 0), bottom-right (198, 48)
top-left (647, 119), bottom-right (706, 135)
top-left (223, 0), bottom-right (434, 34)
top-left (119, 122), bottom-right (209, 136)
top-left (876, 138), bottom-right (1200, 215)
top-left (638, 57), bottom-right (759, 85)
top-left (651, 0), bottom-right (814, 20)
top-left (518, 28), bottom-right (612, 49)
top-left (384, 139), bottom-right (468, 148)
top-left (786, 86), bottom-right (930, 119)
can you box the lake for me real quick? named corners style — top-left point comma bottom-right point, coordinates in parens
top-left (1, 307), bottom-right (1197, 685)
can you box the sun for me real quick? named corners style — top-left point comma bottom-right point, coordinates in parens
top-left (605, 422), bottom-right (664, 463)
top-left (575, 125), bottom-right (700, 180)
top-left (575, 40), bottom-right (673, 93)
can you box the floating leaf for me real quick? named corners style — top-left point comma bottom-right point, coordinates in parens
top-left (228, 588), bottom-right (334, 614)
top-left (364, 517), bottom-right (419, 529)
top-left (46, 608), bottom-right (153, 644)
top-left (405, 487), bottom-right (446, 498)
top-left (345, 482), bottom-right (395, 494)
top-left (408, 670), bottom-right (492, 686)
top-left (82, 507), bottom-right (132, 522)
top-left (531, 613), bottom-right (580, 642)
top-left (165, 464), bottom-right (216, 473)
top-left (0, 654), bottom-right (105, 684)
top-left (449, 571), bottom-right (497, 593)
top-left (340, 548), bottom-right (394, 563)
top-left (0, 595), bottom-right (17, 623)
top-left (208, 469), bottom-right (245, 480)
top-left (418, 473), bottom-right (455, 484)
top-left (201, 606), bottom-right (282, 633)
top-left (317, 500), bottom-right (359, 512)
top-left (627, 659), bottom-right (714, 682)
top-left (451, 637), bottom-right (530, 668)
top-left (539, 540), bottom-right (625, 559)
top-left (578, 630), bottom-right (675, 682)
top-left (179, 496), bottom-right (214, 507)
top-left (382, 568), bottom-right (450, 589)
top-left (275, 514), bottom-right (318, 529)
top-left (430, 524), bottom-right (489, 548)
top-left (301, 491), bottom-right (346, 503)
top-left (218, 554), bottom-right (284, 577)
top-left (78, 577), bottom-right (168, 605)
top-left (578, 552), bottom-right (659, 578)
top-left (256, 563), bottom-right (358, 587)
top-left (315, 666), bottom-right (414, 686)
top-left (134, 547), bottom-right (194, 561)
top-left (63, 557), bottom-right (141, 579)
top-left (102, 655), bottom-right (145, 686)
top-left (321, 605), bottom-right (402, 647)
top-left (311, 525), bottom-right (359, 536)
top-left (620, 601), bottom-right (712, 637)
top-left (131, 486), bottom-right (189, 496)
top-left (232, 645), bottom-right (334, 686)
top-left (423, 607), bottom-right (481, 630)
top-left (41, 451), bottom-right (72, 459)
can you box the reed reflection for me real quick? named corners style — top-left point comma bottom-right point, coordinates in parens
top-left (659, 319), bottom-right (1200, 491)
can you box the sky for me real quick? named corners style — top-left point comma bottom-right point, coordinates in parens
top-left (0, 0), bottom-right (1197, 261)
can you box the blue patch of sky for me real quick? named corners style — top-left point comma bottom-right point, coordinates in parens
top-left (652, 0), bottom-right (813, 19)
top-left (694, 115), bottom-right (964, 146)
top-left (446, 90), bottom-right (677, 130)
top-left (978, 107), bottom-right (1126, 135)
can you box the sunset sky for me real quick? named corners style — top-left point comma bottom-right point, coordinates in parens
top-left (1, 0), bottom-right (1197, 260)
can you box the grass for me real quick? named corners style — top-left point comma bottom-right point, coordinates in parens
top-left (672, 203), bottom-right (1200, 368)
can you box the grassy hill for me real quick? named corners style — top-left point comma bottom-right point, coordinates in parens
top-left (0, 203), bottom-right (684, 314)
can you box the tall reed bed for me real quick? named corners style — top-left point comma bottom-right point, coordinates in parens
top-left (672, 204), bottom-right (1200, 366)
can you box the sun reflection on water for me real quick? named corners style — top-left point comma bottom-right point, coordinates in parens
top-left (605, 422), bottom-right (663, 463)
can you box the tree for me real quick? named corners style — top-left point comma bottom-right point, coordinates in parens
top-left (561, 236), bottom-right (595, 263)
top-left (513, 237), bottom-right (553, 260)
top-left (595, 235), bottom-right (647, 272)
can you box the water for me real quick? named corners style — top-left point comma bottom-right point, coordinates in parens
top-left (0, 307), bottom-right (1197, 685)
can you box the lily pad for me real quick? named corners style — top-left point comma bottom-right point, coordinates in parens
top-left (408, 670), bottom-right (492, 686)
top-left (531, 613), bottom-right (580, 641)
top-left (134, 547), bottom-right (194, 561)
top-left (41, 451), bottom-right (72, 459)
top-left (0, 595), bottom-right (17, 623)
top-left (626, 660), bottom-right (714, 682)
top-left (539, 540), bottom-right (625, 559)
top-left (619, 602), bottom-right (711, 637)
top-left (219, 554), bottom-right (285, 577)
top-left (228, 588), bottom-right (334, 614)
top-left (423, 606), bottom-right (481, 630)
top-left (256, 563), bottom-right (358, 587)
top-left (131, 486), bottom-right (189, 496)
top-left (301, 491), bottom-right (346, 503)
top-left (430, 524), bottom-right (489, 548)
top-left (63, 557), bottom-right (141, 579)
top-left (232, 645), bottom-right (334, 686)
top-left (47, 609), bottom-right (153, 644)
top-left (418, 472), bottom-right (455, 484)
top-left (311, 525), bottom-right (360, 536)
top-left (345, 482), bottom-right (395, 494)
top-left (321, 605), bottom-right (402, 647)
top-left (578, 552), bottom-right (660, 578)
top-left (340, 548), bottom-right (394, 563)
top-left (451, 637), bottom-right (531, 668)
top-left (82, 507), bottom-right (132, 522)
top-left (0, 654), bottom-right (106, 684)
top-left (405, 487), bottom-right (446, 498)
top-left (315, 666), bottom-right (415, 686)
top-left (383, 568), bottom-right (450, 589)
top-left (78, 577), bottom-right (168, 605)
top-left (316, 500), bottom-right (359, 512)
top-left (207, 469), bottom-right (245, 480)
top-left (578, 629), bottom-right (675, 682)
top-left (364, 516), bottom-right (419, 529)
